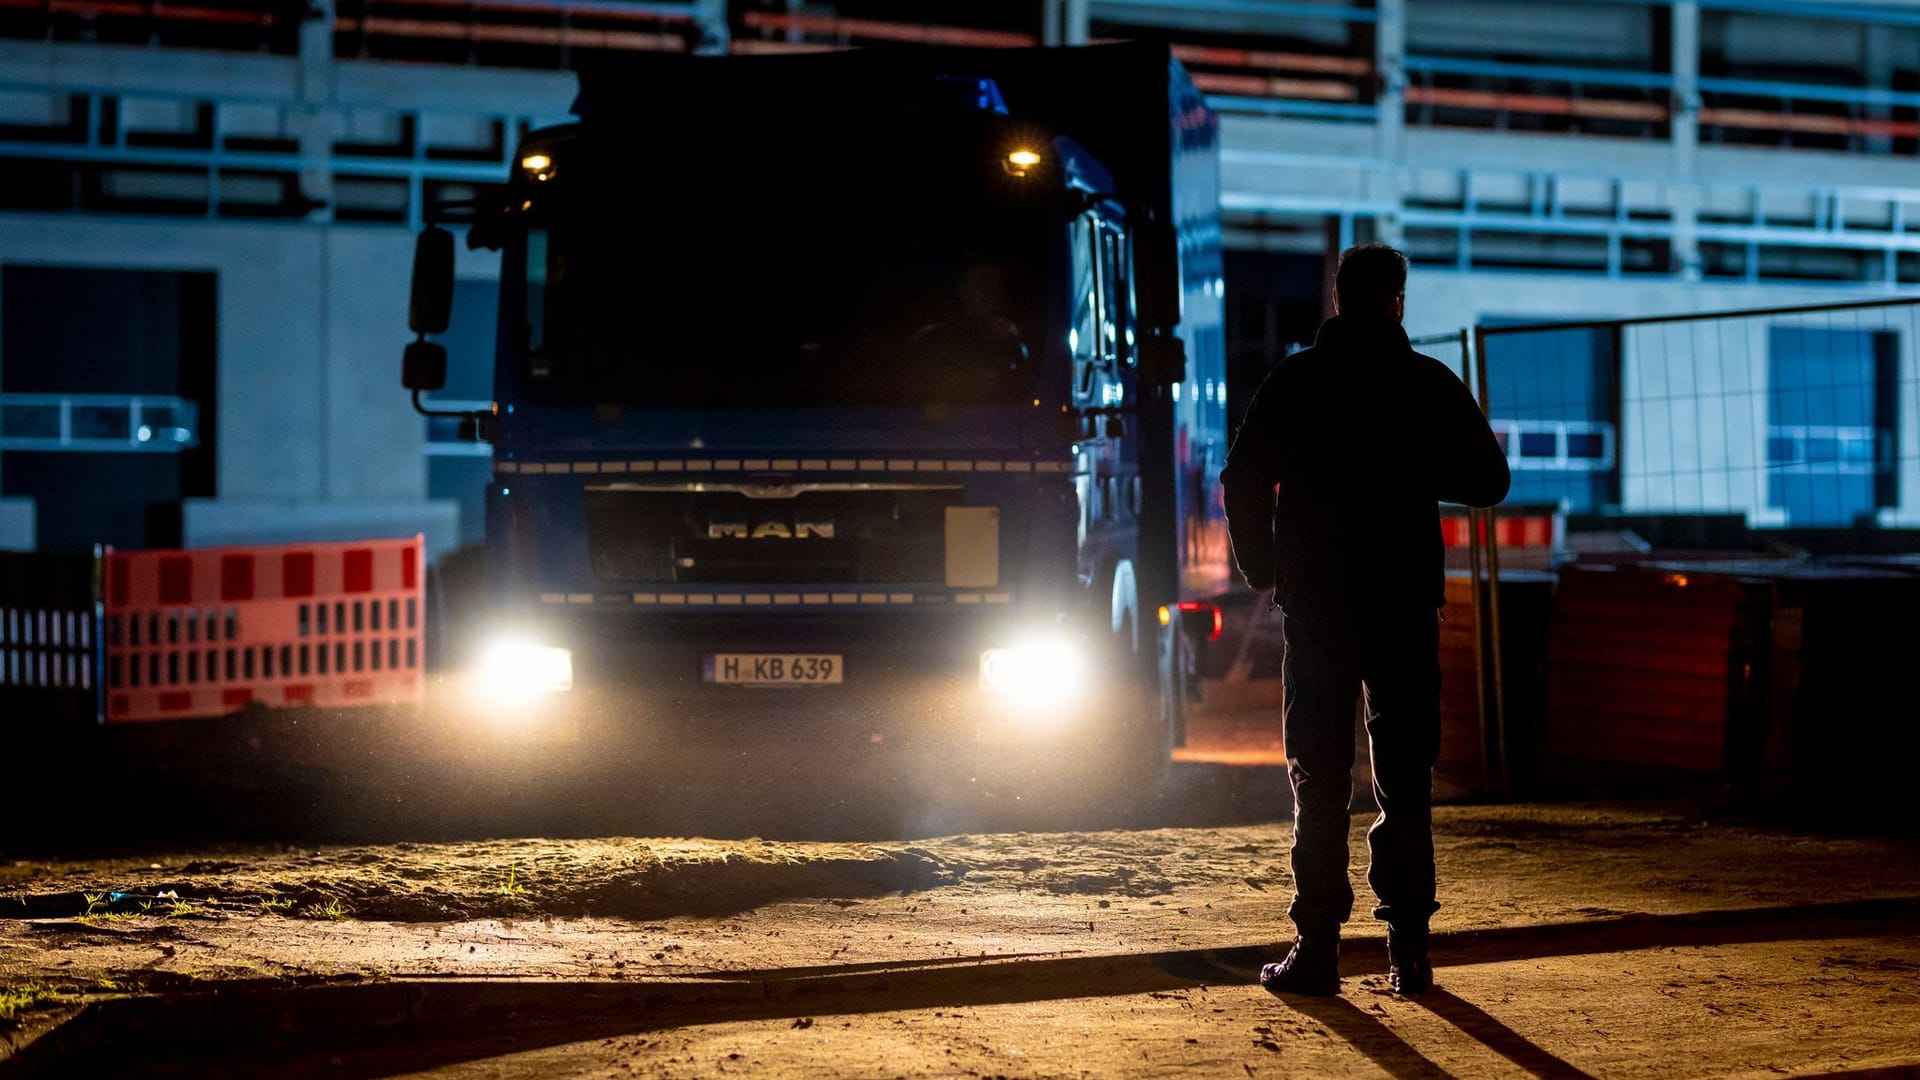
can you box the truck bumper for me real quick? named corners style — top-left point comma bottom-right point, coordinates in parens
top-left (441, 609), bottom-right (1148, 762)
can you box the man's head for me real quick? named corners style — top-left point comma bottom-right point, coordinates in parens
top-left (1333, 244), bottom-right (1408, 323)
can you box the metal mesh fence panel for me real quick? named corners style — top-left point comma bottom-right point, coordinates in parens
top-left (1477, 297), bottom-right (1920, 540)
top-left (1477, 297), bottom-right (1920, 796)
top-left (0, 548), bottom-right (103, 729)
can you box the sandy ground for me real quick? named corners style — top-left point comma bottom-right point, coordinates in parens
top-left (3, 803), bottom-right (1919, 1077)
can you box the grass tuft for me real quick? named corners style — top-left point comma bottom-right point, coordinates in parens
top-left (498, 864), bottom-right (528, 897)
top-left (75, 912), bottom-right (137, 927)
top-left (300, 897), bottom-right (352, 921)
top-left (0, 983), bottom-right (58, 1026)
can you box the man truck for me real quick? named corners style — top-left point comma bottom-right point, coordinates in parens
top-left (401, 42), bottom-right (1231, 779)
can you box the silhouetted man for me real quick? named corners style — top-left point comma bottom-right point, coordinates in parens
top-left (1220, 244), bottom-right (1510, 996)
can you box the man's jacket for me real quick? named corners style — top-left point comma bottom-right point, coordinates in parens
top-left (1220, 314), bottom-right (1511, 612)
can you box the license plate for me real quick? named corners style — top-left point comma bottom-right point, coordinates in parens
top-left (703, 653), bottom-right (843, 686)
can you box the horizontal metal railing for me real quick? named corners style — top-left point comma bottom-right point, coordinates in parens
top-left (5, 0), bottom-right (1917, 148)
top-left (1229, 148), bottom-right (1920, 254)
top-left (0, 394), bottom-right (199, 452)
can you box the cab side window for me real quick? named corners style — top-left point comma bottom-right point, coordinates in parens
top-left (1097, 223), bottom-right (1132, 369)
top-left (1070, 213), bottom-right (1102, 406)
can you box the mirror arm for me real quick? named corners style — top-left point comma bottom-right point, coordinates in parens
top-left (1068, 189), bottom-right (1145, 219)
top-left (410, 388), bottom-right (477, 420)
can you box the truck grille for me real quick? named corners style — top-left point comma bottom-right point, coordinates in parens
top-left (582, 483), bottom-right (962, 585)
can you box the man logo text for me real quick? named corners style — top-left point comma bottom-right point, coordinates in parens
top-left (707, 521), bottom-right (835, 539)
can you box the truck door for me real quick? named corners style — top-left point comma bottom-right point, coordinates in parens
top-left (1071, 208), bottom-right (1136, 585)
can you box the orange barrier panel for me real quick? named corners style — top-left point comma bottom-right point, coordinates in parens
top-left (1405, 85), bottom-right (1668, 123)
top-left (387, 0), bottom-right (691, 20)
top-left (103, 536), bottom-right (424, 723)
top-left (1168, 43), bottom-right (1371, 78)
top-left (0, 0), bottom-right (277, 26)
top-left (337, 15), bottom-right (687, 52)
top-left (1439, 510), bottom-right (1561, 549)
top-left (1697, 107), bottom-right (1920, 140)
top-left (738, 10), bottom-right (1035, 49)
top-left (1189, 70), bottom-right (1360, 103)
top-left (1440, 507), bottom-right (1562, 572)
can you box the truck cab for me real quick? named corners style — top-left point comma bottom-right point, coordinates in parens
top-left (403, 43), bottom-right (1228, 774)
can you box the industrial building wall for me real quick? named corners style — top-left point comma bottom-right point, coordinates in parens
top-left (0, 215), bottom-right (500, 557)
top-left (5, 1), bottom-right (1919, 556)
top-left (0, 265), bottom-right (216, 551)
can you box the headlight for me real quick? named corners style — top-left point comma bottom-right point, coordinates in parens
top-left (474, 639), bottom-right (574, 702)
top-left (979, 634), bottom-right (1089, 710)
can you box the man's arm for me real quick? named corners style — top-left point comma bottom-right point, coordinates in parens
top-left (1427, 361), bottom-right (1512, 508)
top-left (1219, 373), bottom-right (1286, 590)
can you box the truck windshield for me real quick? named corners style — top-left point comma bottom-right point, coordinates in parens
top-left (518, 169), bottom-right (1048, 409)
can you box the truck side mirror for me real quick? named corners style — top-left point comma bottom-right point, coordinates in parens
top-left (1132, 218), bottom-right (1187, 387)
top-left (1134, 219), bottom-right (1182, 331)
top-left (408, 226), bottom-right (455, 336)
top-left (402, 340), bottom-right (448, 392)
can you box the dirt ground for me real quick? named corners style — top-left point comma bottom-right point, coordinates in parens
top-left (3, 802), bottom-right (1919, 1077)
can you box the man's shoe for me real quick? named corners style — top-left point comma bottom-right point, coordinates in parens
top-left (1259, 936), bottom-right (1340, 996)
top-left (1387, 926), bottom-right (1433, 995)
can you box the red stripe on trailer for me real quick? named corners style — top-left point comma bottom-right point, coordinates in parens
top-left (160, 691), bottom-right (192, 712)
top-left (222, 687), bottom-right (253, 707)
top-left (345, 679), bottom-right (373, 698)
top-left (284, 684), bottom-right (314, 704)
top-left (221, 553), bottom-right (255, 601)
top-left (343, 549), bottom-right (374, 594)
top-left (283, 552), bottom-right (315, 598)
top-left (401, 545), bottom-right (418, 590)
top-left (159, 556), bottom-right (193, 604)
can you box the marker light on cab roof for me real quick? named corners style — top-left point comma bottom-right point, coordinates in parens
top-left (1004, 147), bottom-right (1041, 177)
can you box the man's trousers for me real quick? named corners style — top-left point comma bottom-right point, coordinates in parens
top-left (1279, 605), bottom-right (1444, 937)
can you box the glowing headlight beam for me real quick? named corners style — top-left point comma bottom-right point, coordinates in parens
top-left (474, 639), bottom-right (574, 703)
top-left (979, 635), bottom-right (1088, 710)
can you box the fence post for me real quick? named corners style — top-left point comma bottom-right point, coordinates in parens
top-left (1471, 323), bottom-right (1510, 794)
top-left (1459, 327), bottom-right (1492, 793)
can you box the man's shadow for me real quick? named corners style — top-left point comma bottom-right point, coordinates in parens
top-left (1282, 994), bottom-right (1456, 1080)
top-left (1277, 986), bottom-right (1597, 1080)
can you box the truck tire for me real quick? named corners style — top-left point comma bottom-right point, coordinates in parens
top-left (1130, 614), bottom-right (1190, 791)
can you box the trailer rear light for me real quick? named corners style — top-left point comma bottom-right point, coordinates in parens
top-left (1175, 601), bottom-right (1223, 642)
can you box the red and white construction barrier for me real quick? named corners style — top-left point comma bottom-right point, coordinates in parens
top-left (103, 536), bottom-right (424, 723)
top-left (1439, 512), bottom-right (1561, 551)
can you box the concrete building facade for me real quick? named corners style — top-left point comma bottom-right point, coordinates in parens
top-left (2, 0), bottom-right (1917, 554)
